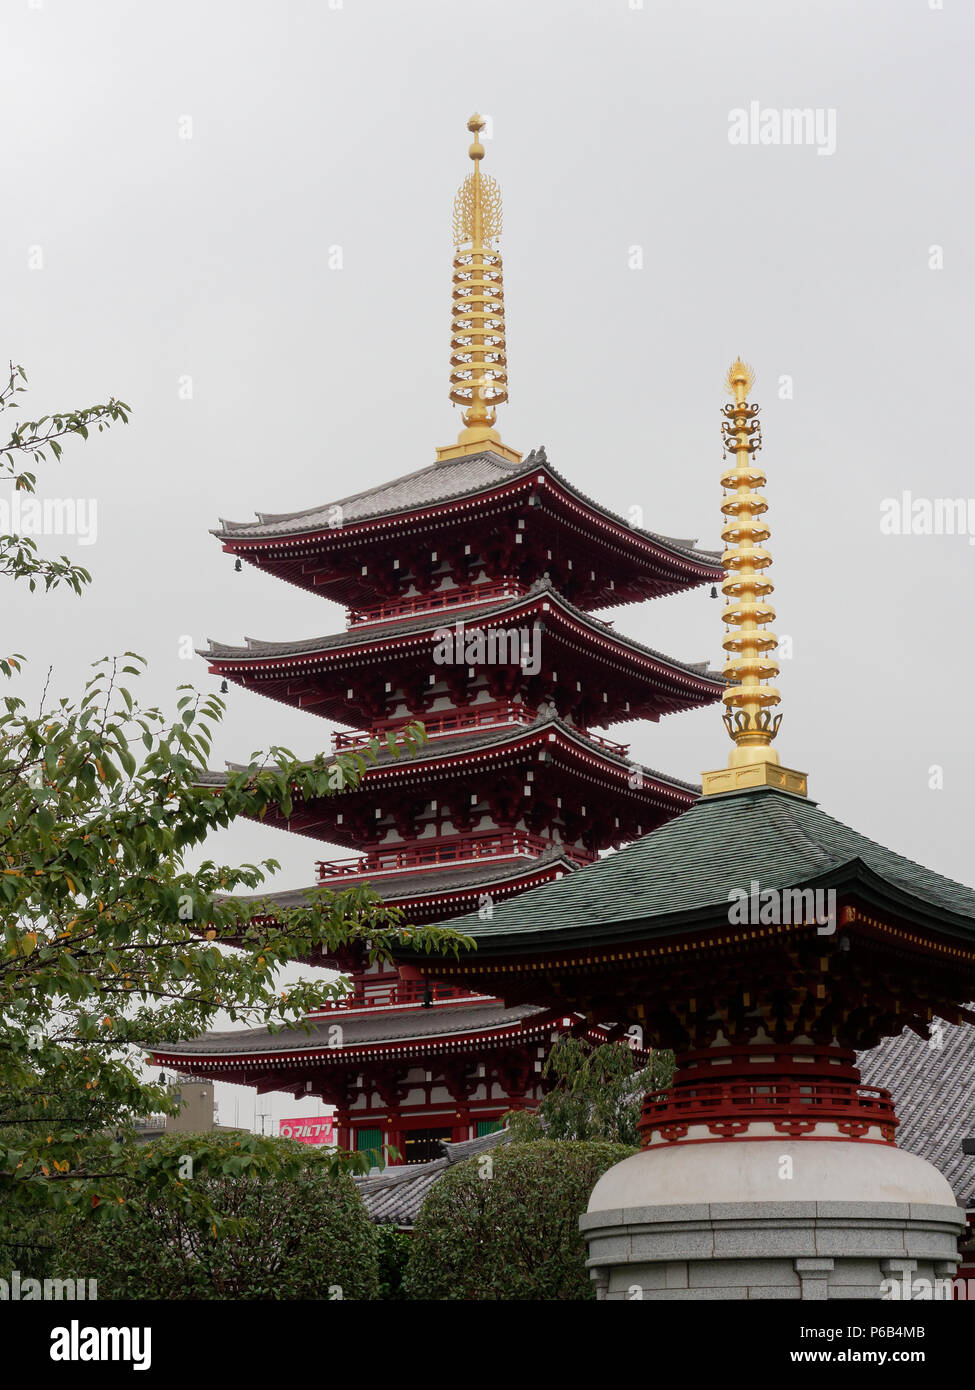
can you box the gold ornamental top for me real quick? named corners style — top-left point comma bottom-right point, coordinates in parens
top-left (436, 115), bottom-right (521, 464)
top-left (701, 359), bottom-right (807, 797)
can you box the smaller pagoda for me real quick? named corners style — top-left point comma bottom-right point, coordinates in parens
top-left (399, 361), bottom-right (975, 1298)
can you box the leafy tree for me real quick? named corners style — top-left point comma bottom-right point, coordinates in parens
top-left (505, 1036), bottom-right (674, 1146)
top-left (404, 1140), bottom-right (633, 1300)
top-left (56, 1133), bottom-right (381, 1300)
top-left (0, 365), bottom-right (471, 1264)
top-left (0, 361), bottom-right (129, 618)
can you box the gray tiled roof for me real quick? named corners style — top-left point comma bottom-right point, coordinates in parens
top-left (438, 785), bottom-right (975, 949)
top-left (202, 577), bottom-right (722, 687)
top-left (215, 446), bottom-right (720, 567)
top-left (154, 1000), bottom-right (546, 1058)
top-left (859, 1017), bottom-right (975, 1201)
top-left (355, 1128), bottom-right (511, 1226)
top-left (222, 452), bottom-right (525, 535)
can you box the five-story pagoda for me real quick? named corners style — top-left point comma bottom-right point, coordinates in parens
top-left (153, 118), bottom-right (723, 1163)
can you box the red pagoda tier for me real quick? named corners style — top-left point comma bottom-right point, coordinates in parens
top-left (213, 445), bottom-right (720, 612)
top-left (195, 711), bottom-right (708, 882)
top-left (202, 569), bottom-right (721, 732)
top-left (154, 979), bottom-right (627, 1165)
top-left (154, 117), bottom-right (721, 1162)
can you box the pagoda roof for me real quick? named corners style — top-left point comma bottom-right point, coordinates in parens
top-left (202, 579), bottom-right (723, 730)
top-left (210, 849), bottom-right (583, 944)
top-left (216, 446), bottom-right (718, 569)
top-left (422, 785), bottom-right (975, 955)
top-left (152, 998), bottom-right (548, 1063)
top-left (196, 712), bottom-right (701, 791)
top-left (220, 450), bottom-right (527, 536)
top-left (195, 712), bottom-right (701, 844)
top-left (202, 576), bottom-right (722, 693)
top-left (213, 446), bottom-right (722, 609)
top-left (241, 848), bottom-right (580, 909)
top-left (348, 848), bottom-right (579, 902)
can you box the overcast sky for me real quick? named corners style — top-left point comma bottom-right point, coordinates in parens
top-left (4, 0), bottom-right (971, 1130)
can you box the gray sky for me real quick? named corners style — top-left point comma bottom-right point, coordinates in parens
top-left (4, 0), bottom-right (972, 1129)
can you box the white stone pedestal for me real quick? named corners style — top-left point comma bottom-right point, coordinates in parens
top-left (581, 1140), bottom-right (966, 1300)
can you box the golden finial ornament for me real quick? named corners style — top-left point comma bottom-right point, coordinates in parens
top-left (436, 115), bottom-right (521, 464)
top-left (701, 359), bottom-right (807, 797)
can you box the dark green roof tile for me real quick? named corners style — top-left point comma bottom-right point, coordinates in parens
top-left (441, 786), bottom-right (975, 951)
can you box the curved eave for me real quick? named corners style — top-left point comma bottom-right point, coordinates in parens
top-left (202, 588), bottom-right (724, 716)
top-left (380, 865), bottom-right (577, 910)
top-left (198, 720), bottom-right (700, 804)
top-left (151, 1015), bottom-right (559, 1071)
top-left (208, 857), bottom-right (582, 938)
top-left (399, 860), bottom-right (975, 967)
top-left (215, 463), bottom-right (722, 600)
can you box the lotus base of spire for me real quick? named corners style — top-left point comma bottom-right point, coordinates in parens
top-left (436, 425), bottom-right (522, 463)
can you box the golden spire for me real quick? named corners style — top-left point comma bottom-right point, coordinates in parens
top-left (436, 115), bottom-right (521, 464)
top-left (701, 359), bottom-right (807, 797)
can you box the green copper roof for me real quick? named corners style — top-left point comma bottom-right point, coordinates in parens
top-left (440, 786), bottom-right (975, 952)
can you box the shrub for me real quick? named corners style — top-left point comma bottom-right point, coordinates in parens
top-left (0, 1205), bottom-right (60, 1284)
top-left (375, 1223), bottom-right (412, 1300)
top-left (403, 1139), bottom-right (633, 1300)
top-left (57, 1133), bottom-right (380, 1300)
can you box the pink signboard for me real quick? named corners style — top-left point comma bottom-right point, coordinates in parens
top-left (279, 1115), bottom-right (335, 1145)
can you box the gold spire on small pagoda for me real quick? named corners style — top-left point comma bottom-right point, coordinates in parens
top-left (436, 115), bottom-right (521, 464)
top-left (701, 359), bottom-right (808, 797)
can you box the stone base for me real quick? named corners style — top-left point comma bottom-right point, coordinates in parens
top-left (581, 1200), bottom-right (966, 1300)
top-left (581, 1140), bottom-right (967, 1300)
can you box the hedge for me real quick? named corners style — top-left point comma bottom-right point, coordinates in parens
top-left (58, 1133), bottom-right (380, 1300)
top-left (403, 1139), bottom-right (633, 1300)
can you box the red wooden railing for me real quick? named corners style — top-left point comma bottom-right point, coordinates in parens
top-left (638, 1079), bottom-right (898, 1148)
top-left (331, 701), bottom-right (535, 752)
top-left (584, 729), bottom-right (631, 758)
top-left (316, 830), bottom-right (596, 882)
top-left (331, 705), bottom-right (630, 759)
top-left (312, 981), bottom-right (481, 1012)
top-left (347, 579), bottom-right (529, 628)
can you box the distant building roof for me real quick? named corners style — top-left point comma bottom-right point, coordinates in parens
top-left (859, 1017), bottom-right (975, 1202)
top-left (355, 1128), bottom-right (511, 1226)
